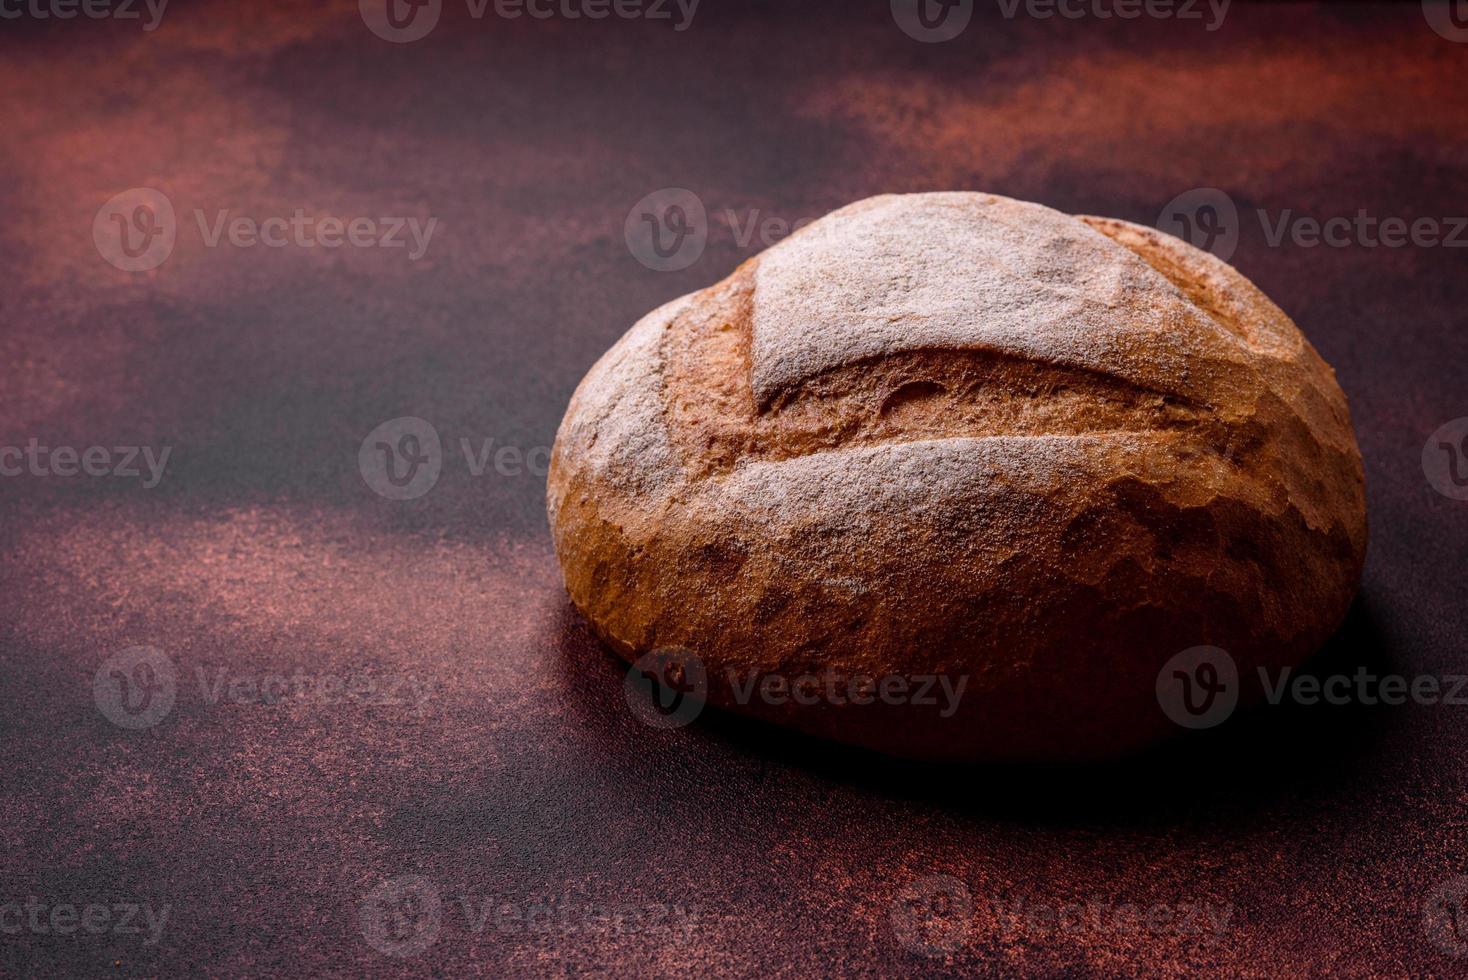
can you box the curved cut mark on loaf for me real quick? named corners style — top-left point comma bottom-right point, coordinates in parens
top-left (660, 271), bottom-right (1214, 480)
top-left (747, 193), bottom-right (1253, 410)
top-left (1078, 216), bottom-right (1298, 355)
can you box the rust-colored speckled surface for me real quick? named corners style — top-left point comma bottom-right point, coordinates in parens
top-left (3, 1), bottom-right (1467, 975)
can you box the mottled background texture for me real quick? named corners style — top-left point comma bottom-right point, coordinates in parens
top-left (2, 0), bottom-right (1467, 975)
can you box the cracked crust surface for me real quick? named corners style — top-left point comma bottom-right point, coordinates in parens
top-left (548, 192), bottom-right (1367, 761)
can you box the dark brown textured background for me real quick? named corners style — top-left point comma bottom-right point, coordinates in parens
top-left (3, 0), bottom-right (1467, 975)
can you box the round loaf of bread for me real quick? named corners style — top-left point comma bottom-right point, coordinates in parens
top-left (549, 192), bottom-right (1367, 761)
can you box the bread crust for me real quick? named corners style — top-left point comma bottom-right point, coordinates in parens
top-left (548, 193), bottom-right (1367, 761)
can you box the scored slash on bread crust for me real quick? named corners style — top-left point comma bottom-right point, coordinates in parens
top-left (548, 192), bottom-right (1367, 762)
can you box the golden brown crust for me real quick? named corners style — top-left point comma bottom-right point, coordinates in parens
top-left (548, 193), bottom-right (1367, 761)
